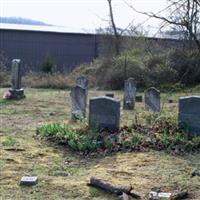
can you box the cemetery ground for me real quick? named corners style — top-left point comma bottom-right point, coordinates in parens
top-left (0, 88), bottom-right (200, 200)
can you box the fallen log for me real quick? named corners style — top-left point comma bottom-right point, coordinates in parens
top-left (87, 177), bottom-right (141, 199)
top-left (170, 191), bottom-right (188, 200)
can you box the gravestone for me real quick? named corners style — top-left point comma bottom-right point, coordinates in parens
top-left (145, 87), bottom-right (160, 112)
top-left (123, 77), bottom-right (136, 110)
top-left (105, 93), bottom-right (114, 98)
top-left (20, 176), bottom-right (38, 186)
top-left (136, 95), bottom-right (143, 102)
top-left (9, 59), bottom-right (25, 99)
top-left (76, 75), bottom-right (88, 89)
top-left (89, 96), bottom-right (120, 132)
top-left (178, 96), bottom-right (200, 135)
top-left (70, 86), bottom-right (87, 120)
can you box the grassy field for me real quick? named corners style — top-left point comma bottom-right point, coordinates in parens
top-left (0, 88), bottom-right (200, 200)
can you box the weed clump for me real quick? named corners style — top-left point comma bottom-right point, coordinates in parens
top-left (37, 117), bottom-right (200, 155)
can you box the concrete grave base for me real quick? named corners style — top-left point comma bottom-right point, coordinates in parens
top-left (9, 88), bottom-right (25, 99)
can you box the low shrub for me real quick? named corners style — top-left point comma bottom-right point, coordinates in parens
top-left (67, 48), bottom-right (200, 89)
top-left (168, 49), bottom-right (200, 85)
top-left (0, 61), bottom-right (10, 87)
top-left (41, 54), bottom-right (55, 73)
top-left (37, 115), bottom-right (200, 155)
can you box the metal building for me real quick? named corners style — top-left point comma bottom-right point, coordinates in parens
top-left (0, 24), bottom-right (187, 73)
top-left (0, 24), bottom-right (97, 72)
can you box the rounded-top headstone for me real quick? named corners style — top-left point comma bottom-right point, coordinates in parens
top-left (89, 96), bottom-right (120, 132)
top-left (145, 87), bottom-right (160, 112)
top-left (178, 96), bottom-right (200, 135)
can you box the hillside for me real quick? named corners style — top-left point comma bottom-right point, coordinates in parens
top-left (0, 16), bottom-right (50, 26)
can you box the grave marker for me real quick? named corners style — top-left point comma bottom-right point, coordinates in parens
top-left (123, 77), bottom-right (136, 110)
top-left (145, 87), bottom-right (160, 112)
top-left (20, 176), bottom-right (38, 186)
top-left (9, 59), bottom-right (25, 99)
top-left (89, 96), bottom-right (120, 131)
top-left (76, 75), bottom-right (88, 89)
top-left (105, 93), bottom-right (114, 98)
top-left (179, 96), bottom-right (200, 135)
top-left (70, 86), bottom-right (87, 120)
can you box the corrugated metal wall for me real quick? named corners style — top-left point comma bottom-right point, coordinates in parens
top-left (0, 29), bottom-right (97, 72)
top-left (0, 29), bottom-right (189, 73)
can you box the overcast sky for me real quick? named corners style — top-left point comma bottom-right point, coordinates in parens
top-left (1, 0), bottom-right (168, 34)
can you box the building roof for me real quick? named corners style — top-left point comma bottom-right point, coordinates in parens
top-left (0, 23), bottom-right (95, 35)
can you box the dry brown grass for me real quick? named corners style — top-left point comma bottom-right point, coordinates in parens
top-left (0, 88), bottom-right (200, 199)
top-left (22, 72), bottom-right (73, 89)
top-left (0, 67), bottom-right (10, 87)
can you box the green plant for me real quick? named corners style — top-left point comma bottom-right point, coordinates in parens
top-left (41, 54), bottom-right (55, 73)
top-left (89, 188), bottom-right (101, 198)
top-left (37, 117), bottom-right (200, 154)
top-left (191, 137), bottom-right (200, 149)
top-left (38, 123), bottom-right (63, 137)
top-left (2, 137), bottom-right (17, 147)
top-left (168, 49), bottom-right (200, 85)
top-left (159, 131), bottom-right (171, 149)
top-left (131, 133), bottom-right (142, 145)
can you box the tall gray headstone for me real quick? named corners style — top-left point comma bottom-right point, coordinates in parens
top-left (76, 75), bottom-right (88, 89)
top-left (9, 59), bottom-right (25, 99)
top-left (145, 87), bottom-right (160, 112)
top-left (89, 97), bottom-right (120, 132)
top-left (70, 86), bottom-right (87, 120)
top-left (123, 77), bottom-right (136, 110)
top-left (179, 96), bottom-right (200, 135)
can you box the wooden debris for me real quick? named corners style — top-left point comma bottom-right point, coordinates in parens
top-left (170, 191), bottom-right (188, 200)
top-left (4, 147), bottom-right (25, 151)
top-left (87, 177), bottom-right (141, 199)
top-left (119, 192), bottom-right (129, 200)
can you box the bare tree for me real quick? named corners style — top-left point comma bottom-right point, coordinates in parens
top-left (125, 0), bottom-right (200, 53)
top-left (107, 0), bottom-right (120, 55)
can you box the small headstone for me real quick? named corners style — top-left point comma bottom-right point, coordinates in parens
top-left (70, 85), bottom-right (87, 120)
top-left (123, 77), bottom-right (136, 110)
top-left (149, 191), bottom-right (171, 199)
top-left (105, 93), bottom-right (114, 98)
top-left (89, 96), bottom-right (120, 132)
top-left (178, 96), bottom-right (200, 135)
top-left (145, 87), bottom-right (160, 112)
top-left (76, 75), bottom-right (88, 89)
top-left (8, 59), bottom-right (25, 99)
top-left (136, 95), bottom-right (143, 102)
top-left (20, 176), bottom-right (38, 186)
